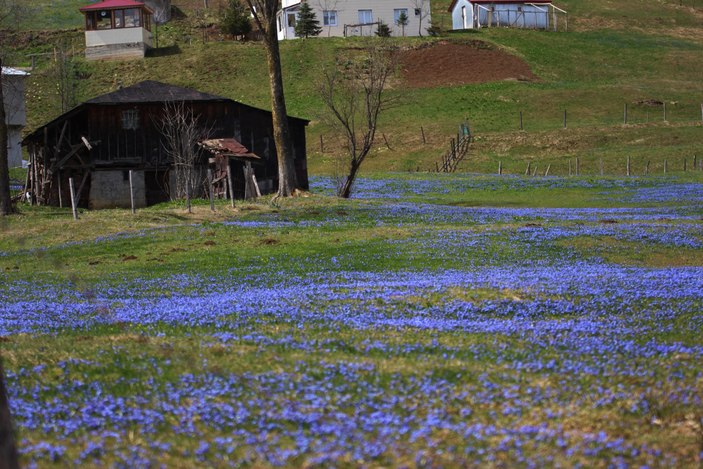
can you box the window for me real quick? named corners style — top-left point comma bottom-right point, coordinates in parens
top-left (287, 13), bottom-right (296, 27)
top-left (113, 9), bottom-right (124, 28)
top-left (323, 10), bottom-right (337, 26)
top-left (95, 10), bottom-right (112, 30)
top-left (124, 8), bottom-right (141, 27)
top-left (122, 110), bottom-right (140, 130)
top-left (393, 9), bottom-right (408, 23)
top-left (358, 9), bottom-right (372, 24)
top-left (414, 8), bottom-right (421, 16)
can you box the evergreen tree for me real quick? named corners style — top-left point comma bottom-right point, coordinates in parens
top-left (294, 1), bottom-right (322, 38)
top-left (221, 0), bottom-right (252, 39)
top-left (396, 11), bottom-right (408, 36)
top-left (375, 20), bottom-right (391, 37)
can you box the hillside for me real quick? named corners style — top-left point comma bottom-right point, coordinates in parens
top-left (3, 0), bottom-right (703, 176)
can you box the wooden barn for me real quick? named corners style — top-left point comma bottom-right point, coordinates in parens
top-left (22, 80), bottom-right (309, 209)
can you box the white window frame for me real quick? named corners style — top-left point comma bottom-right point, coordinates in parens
top-left (358, 9), bottom-right (373, 24)
top-left (122, 109), bottom-right (139, 130)
top-left (323, 10), bottom-right (337, 26)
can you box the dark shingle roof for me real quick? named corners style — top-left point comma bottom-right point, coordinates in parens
top-left (85, 80), bottom-right (230, 104)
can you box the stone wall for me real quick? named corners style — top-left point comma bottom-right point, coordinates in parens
top-left (89, 170), bottom-right (146, 209)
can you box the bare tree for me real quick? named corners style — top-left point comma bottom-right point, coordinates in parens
top-left (319, 46), bottom-right (397, 198)
top-left (156, 101), bottom-right (210, 201)
top-left (243, 0), bottom-right (298, 197)
top-left (412, 0), bottom-right (431, 37)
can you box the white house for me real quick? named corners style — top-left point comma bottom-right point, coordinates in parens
top-left (79, 0), bottom-right (154, 60)
top-left (277, 0), bottom-right (432, 40)
top-left (2, 67), bottom-right (29, 168)
top-left (448, 0), bottom-right (566, 31)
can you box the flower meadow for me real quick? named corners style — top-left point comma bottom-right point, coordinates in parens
top-left (1, 175), bottom-right (703, 468)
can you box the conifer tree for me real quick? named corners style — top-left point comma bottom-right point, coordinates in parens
top-left (396, 11), bottom-right (408, 36)
top-left (221, 0), bottom-right (252, 39)
top-left (294, 1), bottom-right (322, 38)
top-left (375, 20), bottom-right (391, 37)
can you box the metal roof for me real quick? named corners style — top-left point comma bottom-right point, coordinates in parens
top-left (85, 80), bottom-right (230, 104)
top-left (199, 138), bottom-right (260, 160)
top-left (80, 0), bottom-right (153, 12)
top-left (1, 67), bottom-right (30, 76)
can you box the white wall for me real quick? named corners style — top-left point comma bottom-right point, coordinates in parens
top-left (278, 0), bottom-right (432, 39)
top-left (85, 27), bottom-right (153, 48)
top-left (2, 68), bottom-right (29, 167)
top-left (89, 170), bottom-right (146, 209)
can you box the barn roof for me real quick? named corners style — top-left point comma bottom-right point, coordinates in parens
top-left (86, 80), bottom-right (230, 104)
top-left (448, 0), bottom-right (552, 12)
top-left (80, 0), bottom-right (153, 12)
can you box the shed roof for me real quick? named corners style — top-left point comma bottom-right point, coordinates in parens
top-left (199, 139), bottom-right (260, 160)
top-left (448, 0), bottom-right (552, 12)
top-left (85, 80), bottom-right (230, 104)
top-left (80, 0), bottom-right (153, 12)
top-left (1, 67), bottom-right (30, 76)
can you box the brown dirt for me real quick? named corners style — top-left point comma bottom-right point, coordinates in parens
top-left (398, 40), bottom-right (537, 88)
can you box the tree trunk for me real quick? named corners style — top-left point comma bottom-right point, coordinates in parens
top-left (0, 360), bottom-right (19, 469)
top-left (262, 21), bottom-right (298, 197)
top-left (338, 160), bottom-right (361, 199)
top-left (0, 60), bottom-right (12, 216)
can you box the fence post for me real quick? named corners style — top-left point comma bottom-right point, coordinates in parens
top-left (664, 158), bottom-right (668, 174)
top-left (207, 168), bottom-right (215, 212)
top-left (319, 135), bottom-right (324, 152)
top-left (69, 177), bottom-right (78, 220)
top-left (645, 160), bottom-right (650, 176)
top-left (525, 162), bottom-right (531, 175)
top-left (421, 126), bottom-right (426, 144)
top-left (129, 170), bottom-right (136, 215)
top-left (226, 164), bottom-right (235, 208)
top-left (498, 161), bottom-right (502, 175)
top-left (544, 164), bottom-right (551, 176)
top-left (626, 156), bottom-right (631, 176)
top-left (576, 157), bottom-right (580, 176)
top-left (568, 159), bottom-right (572, 176)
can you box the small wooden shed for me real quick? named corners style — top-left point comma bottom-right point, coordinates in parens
top-left (22, 80), bottom-right (309, 209)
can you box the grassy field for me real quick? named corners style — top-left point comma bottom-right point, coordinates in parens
top-left (1, 174), bottom-right (703, 466)
top-left (6, 0), bottom-right (702, 174)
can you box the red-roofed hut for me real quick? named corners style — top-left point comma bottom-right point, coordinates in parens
top-left (80, 0), bottom-right (154, 60)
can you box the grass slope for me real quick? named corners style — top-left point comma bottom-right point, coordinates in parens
top-left (7, 0), bottom-right (703, 174)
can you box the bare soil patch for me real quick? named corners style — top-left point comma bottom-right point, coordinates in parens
top-left (398, 40), bottom-right (537, 88)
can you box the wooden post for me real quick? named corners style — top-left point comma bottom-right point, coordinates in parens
top-left (693, 154), bottom-right (697, 171)
top-left (664, 158), bottom-right (668, 174)
top-left (563, 110), bottom-right (567, 129)
top-left (623, 103), bottom-right (628, 124)
top-left (129, 170), bottom-right (135, 214)
top-left (57, 171), bottom-right (63, 208)
top-left (319, 135), bottom-right (324, 152)
top-left (532, 165), bottom-right (538, 177)
top-left (186, 178), bottom-right (192, 214)
top-left (645, 160), bottom-right (650, 176)
top-left (568, 159), bottom-right (572, 176)
top-left (207, 168), bottom-right (215, 212)
top-left (519, 111), bottom-right (523, 130)
top-left (599, 158), bottom-right (604, 176)
top-left (420, 126), bottom-right (426, 144)
top-left (69, 177), bottom-right (78, 220)
top-left (627, 156), bottom-right (631, 176)
top-left (544, 164), bottom-right (551, 176)
top-left (576, 157), bottom-right (580, 176)
top-left (525, 162), bottom-right (531, 175)
top-left (226, 164), bottom-right (235, 208)
top-left (498, 161), bottom-right (502, 175)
